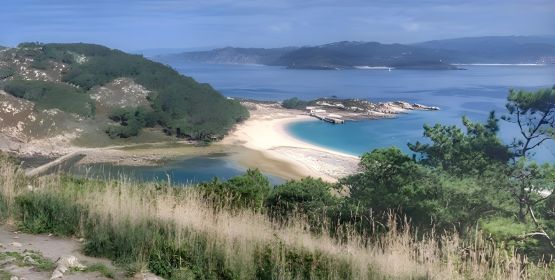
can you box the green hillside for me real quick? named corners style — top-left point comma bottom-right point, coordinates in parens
top-left (0, 42), bottom-right (248, 140)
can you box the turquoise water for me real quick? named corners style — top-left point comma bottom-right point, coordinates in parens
top-left (82, 63), bottom-right (554, 184)
top-left (171, 63), bottom-right (554, 162)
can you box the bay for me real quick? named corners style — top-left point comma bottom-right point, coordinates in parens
top-left (171, 63), bottom-right (554, 162)
top-left (78, 62), bottom-right (554, 184)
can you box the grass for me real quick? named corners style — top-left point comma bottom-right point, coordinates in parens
top-left (0, 270), bottom-right (12, 280)
top-left (0, 251), bottom-right (55, 271)
top-left (83, 263), bottom-right (116, 279)
top-left (0, 157), bottom-right (552, 279)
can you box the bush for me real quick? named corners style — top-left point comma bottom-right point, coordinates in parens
top-left (0, 67), bottom-right (15, 80)
top-left (3, 79), bottom-right (94, 117)
top-left (198, 169), bottom-right (271, 210)
top-left (106, 107), bottom-right (157, 138)
top-left (281, 97), bottom-right (311, 109)
top-left (266, 177), bottom-right (339, 225)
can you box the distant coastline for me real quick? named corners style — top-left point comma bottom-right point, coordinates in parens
top-left (452, 63), bottom-right (547, 66)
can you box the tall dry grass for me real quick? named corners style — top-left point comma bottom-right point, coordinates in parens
top-left (0, 157), bottom-right (551, 279)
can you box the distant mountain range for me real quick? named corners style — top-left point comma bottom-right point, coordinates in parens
top-left (414, 36), bottom-right (555, 64)
top-left (155, 36), bottom-right (555, 70)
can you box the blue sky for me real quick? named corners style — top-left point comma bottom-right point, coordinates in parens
top-left (1, 0), bottom-right (553, 51)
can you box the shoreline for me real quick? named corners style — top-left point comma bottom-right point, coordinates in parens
top-left (10, 100), bottom-right (440, 183)
top-left (220, 103), bottom-right (360, 182)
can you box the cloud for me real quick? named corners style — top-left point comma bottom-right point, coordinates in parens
top-left (0, 0), bottom-right (552, 49)
top-left (269, 22), bottom-right (292, 33)
top-left (402, 22), bottom-right (422, 32)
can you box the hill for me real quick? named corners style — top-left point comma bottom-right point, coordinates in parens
top-left (156, 46), bottom-right (297, 65)
top-left (0, 43), bottom-right (248, 150)
top-left (158, 36), bottom-right (555, 68)
top-left (272, 41), bottom-right (455, 69)
top-left (414, 36), bottom-right (555, 64)
top-left (159, 42), bottom-right (455, 70)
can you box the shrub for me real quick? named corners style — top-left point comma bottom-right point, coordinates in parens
top-left (198, 169), bottom-right (271, 210)
top-left (106, 107), bottom-right (157, 138)
top-left (3, 79), bottom-right (94, 117)
top-left (266, 177), bottom-right (339, 226)
top-left (281, 97), bottom-right (311, 109)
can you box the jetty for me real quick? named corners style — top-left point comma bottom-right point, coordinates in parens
top-left (26, 151), bottom-right (86, 177)
top-left (310, 113), bottom-right (345, 124)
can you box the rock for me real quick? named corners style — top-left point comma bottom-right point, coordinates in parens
top-left (10, 276), bottom-right (19, 280)
top-left (23, 255), bottom-right (38, 266)
top-left (50, 269), bottom-right (64, 279)
top-left (51, 255), bottom-right (86, 279)
top-left (10, 242), bottom-right (22, 247)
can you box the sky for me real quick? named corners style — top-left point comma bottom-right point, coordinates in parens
top-left (1, 0), bottom-right (554, 51)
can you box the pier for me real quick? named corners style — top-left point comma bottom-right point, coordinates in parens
top-left (26, 152), bottom-right (86, 177)
top-left (310, 113), bottom-right (345, 124)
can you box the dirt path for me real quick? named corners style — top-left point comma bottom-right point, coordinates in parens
top-left (0, 225), bottom-right (130, 279)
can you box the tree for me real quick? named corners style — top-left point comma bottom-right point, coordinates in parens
top-left (106, 107), bottom-right (157, 138)
top-left (408, 112), bottom-right (511, 176)
top-left (339, 148), bottom-right (443, 227)
top-left (503, 86), bottom-right (555, 159)
top-left (500, 87), bottom-right (555, 249)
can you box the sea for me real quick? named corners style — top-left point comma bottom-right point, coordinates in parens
top-left (74, 63), bottom-right (555, 184)
top-left (174, 63), bottom-right (554, 161)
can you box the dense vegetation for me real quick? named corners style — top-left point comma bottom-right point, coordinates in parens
top-left (3, 80), bottom-right (94, 117)
top-left (281, 97), bottom-right (312, 109)
top-left (106, 107), bottom-right (157, 138)
top-left (0, 87), bottom-right (553, 279)
top-left (2, 42), bottom-right (249, 140)
top-left (0, 67), bottom-right (14, 80)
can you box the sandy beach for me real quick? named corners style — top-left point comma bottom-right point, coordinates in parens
top-left (221, 102), bottom-right (360, 182)
top-left (10, 101), bottom-right (361, 182)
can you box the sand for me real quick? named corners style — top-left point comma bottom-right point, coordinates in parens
top-left (19, 103), bottom-right (360, 183)
top-left (221, 103), bottom-right (360, 182)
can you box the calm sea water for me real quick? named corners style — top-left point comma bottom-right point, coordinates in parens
top-left (171, 63), bottom-right (554, 162)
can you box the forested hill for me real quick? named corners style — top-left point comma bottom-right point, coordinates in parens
top-left (0, 43), bottom-right (248, 141)
top-left (414, 36), bottom-right (555, 64)
top-left (158, 36), bottom-right (555, 69)
top-left (158, 41), bottom-right (455, 70)
top-left (156, 47), bottom-right (297, 65)
top-left (272, 41), bottom-right (456, 69)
